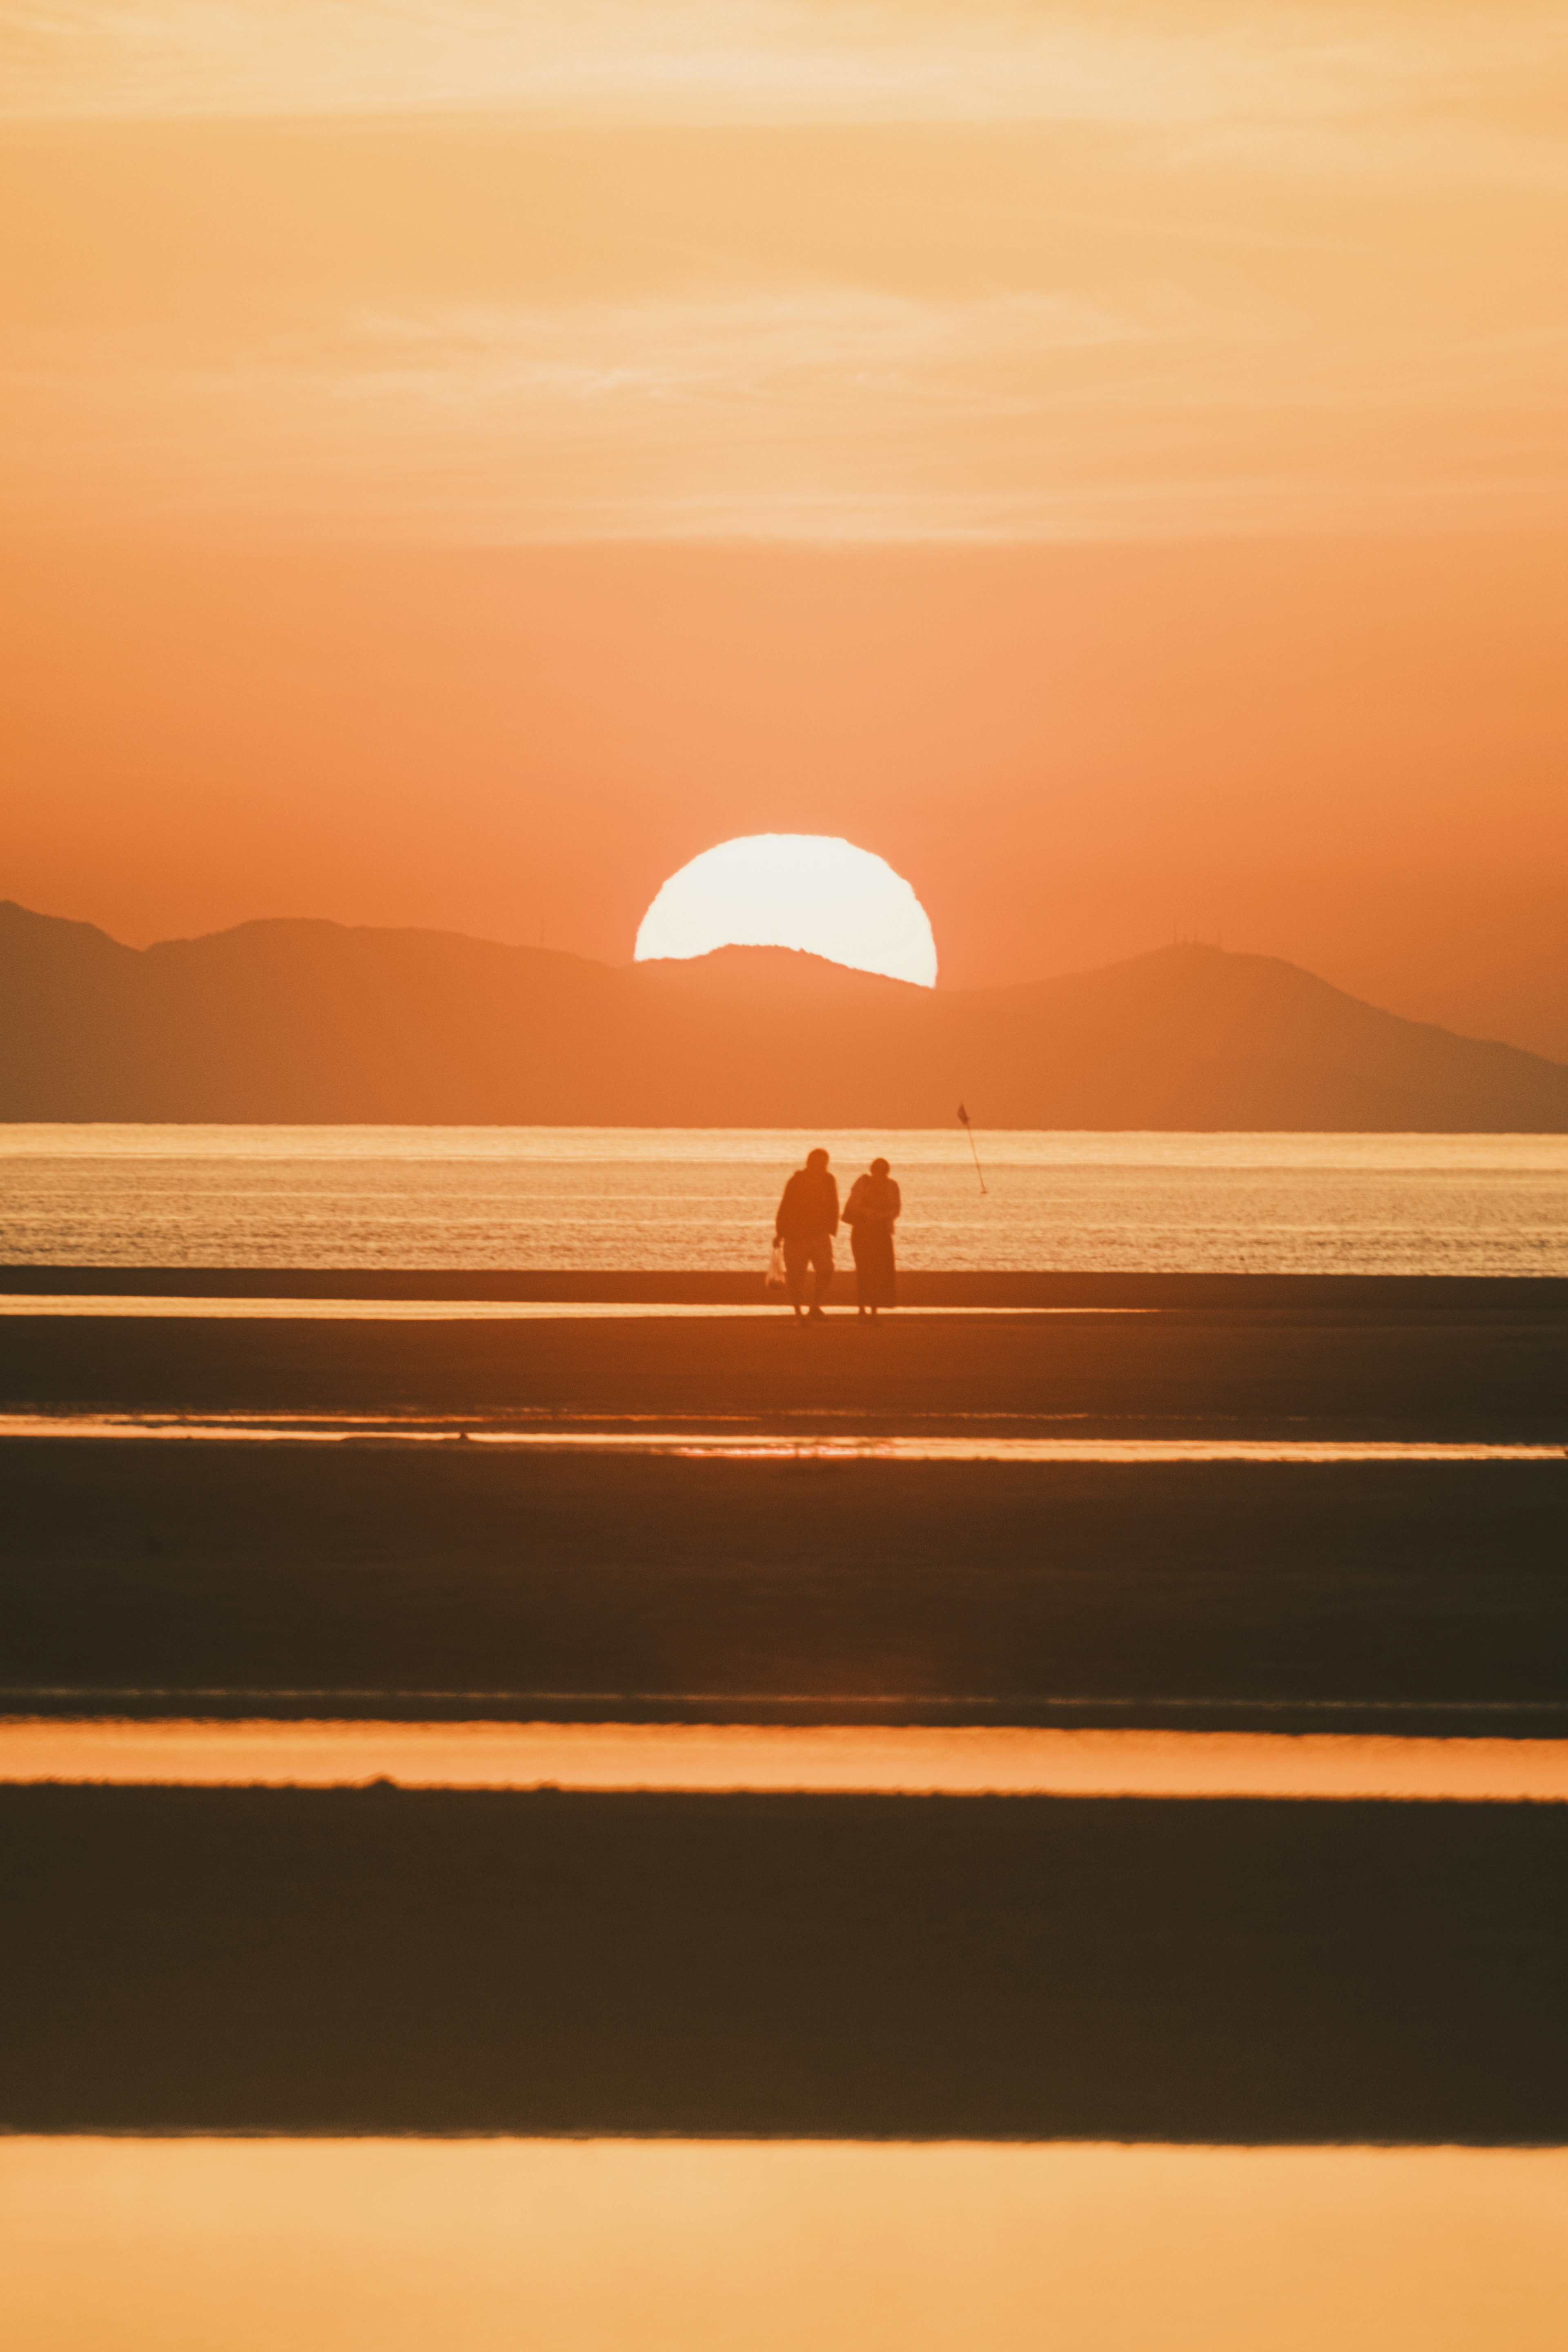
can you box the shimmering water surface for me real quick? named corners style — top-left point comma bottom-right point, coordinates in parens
top-left (7, 2139), bottom-right (1565, 2352)
top-left (4, 1125), bottom-right (1566, 1274)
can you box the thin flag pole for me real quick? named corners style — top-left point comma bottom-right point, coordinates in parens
top-left (957, 1102), bottom-right (987, 1195)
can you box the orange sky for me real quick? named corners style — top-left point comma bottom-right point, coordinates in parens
top-left (3, 3), bottom-right (1566, 1050)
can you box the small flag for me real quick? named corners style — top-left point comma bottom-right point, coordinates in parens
top-left (957, 1102), bottom-right (987, 1194)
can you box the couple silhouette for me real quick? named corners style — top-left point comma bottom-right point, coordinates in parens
top-left (773, 1147), bottom-right (901, 1320)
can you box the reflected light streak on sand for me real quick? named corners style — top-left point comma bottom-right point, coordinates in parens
top-left (0, 1296), bottom-right (1140, 1319)
top-left (0, 1412), bottom-right (1557, 1461)
top-left (5, 1719), bottom-right (1567, 1802)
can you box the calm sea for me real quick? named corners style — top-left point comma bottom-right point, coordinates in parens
top-left (2, 1125), bottom-right (1566, 1275)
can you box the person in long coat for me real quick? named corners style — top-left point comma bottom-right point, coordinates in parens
top-left (774, 1147), bottom-right (840, 1320)
top-left (843, 1157), bottom-right (901, 1316)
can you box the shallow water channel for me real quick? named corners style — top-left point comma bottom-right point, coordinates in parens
top-left (7, 1718), bottom-right (1568, 1801)
top-left (8, 2138), bottom-right (1566, 2352)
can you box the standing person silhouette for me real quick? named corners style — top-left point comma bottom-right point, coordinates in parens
top-left (844, 1157), bottom-right (901, 1318)
top-left (774, 1148), bottom-right (839, 1321)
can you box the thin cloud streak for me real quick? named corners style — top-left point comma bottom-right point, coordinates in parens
top-left (4, 7), bottom-right (1562, 543)
top-left (3, 0), bottom-right (1566, 170)
top-left (5, 287), bottom-right (1565, 541)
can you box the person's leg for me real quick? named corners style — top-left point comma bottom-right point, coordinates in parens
top-left (808, 1233), bottom-right (833, 1316)
top-left (869, 1228), bottom-right (894, 1318)
top-left (783, 1239), bottom-right (809, 1319)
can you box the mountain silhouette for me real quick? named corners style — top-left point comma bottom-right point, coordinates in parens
top-left (3, 900), bottom-right (1566, 1130)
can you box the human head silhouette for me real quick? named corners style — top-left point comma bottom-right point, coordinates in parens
top-left (871, 1157), bottom-right (890, 1178)
top-left (806, 1148), bottom-right (830, 1172)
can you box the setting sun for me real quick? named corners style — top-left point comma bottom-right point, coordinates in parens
top-left (633, 833), bottom-right (938, 987)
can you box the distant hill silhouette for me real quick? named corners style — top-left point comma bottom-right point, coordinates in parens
top-left (3, 900), bottom-right (1566, 1130)
top-left (1320, 885), bottom-right (1568, 1068)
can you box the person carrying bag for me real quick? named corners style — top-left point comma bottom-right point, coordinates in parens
top-left (772, 1148), bottom-right (840, 1321)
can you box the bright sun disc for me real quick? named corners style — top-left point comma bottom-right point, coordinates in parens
top-left (634, 833), bottom-right (937, 987)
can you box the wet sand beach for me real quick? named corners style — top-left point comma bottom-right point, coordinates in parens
top-left (3, 1446), bottom-right (1565, 1728)
top-left (1, 1290), bottom-right (1563, 1437)
top-left (2, 1271), bottom-right (1564, 2169)
top-left (4, 1784), bottom-right (1565, 2140)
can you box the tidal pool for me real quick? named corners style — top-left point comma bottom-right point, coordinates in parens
top-left (5, 2138), bottom-right (1565, 2352)
top-left (5, 1717), bottom-right (1567, 1800)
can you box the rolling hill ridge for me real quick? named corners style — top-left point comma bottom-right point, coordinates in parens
top-left (3, 900), bottom-right (1566, 1131)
